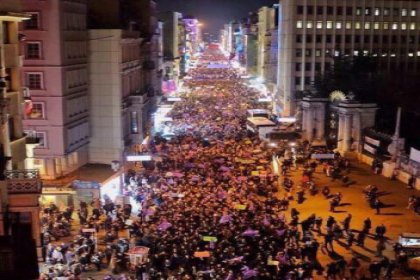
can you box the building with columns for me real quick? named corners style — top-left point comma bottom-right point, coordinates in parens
top-left (301, 93), bottom-right (378, 153)
top-left (20, 0), bottom-right (90, 179)
top-left (277, 0), bottom-right (420, 117)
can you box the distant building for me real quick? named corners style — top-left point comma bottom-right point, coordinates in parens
top-left (277, 0), bottom-right (420, 116)
top-left (88, 0), bottom-right (153, 165)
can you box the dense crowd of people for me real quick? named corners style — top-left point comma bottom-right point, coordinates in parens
top-left (38, 45), bottom-right (415, 280)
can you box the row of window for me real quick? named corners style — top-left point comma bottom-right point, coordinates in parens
top-left (296, 48), bottom-right (420, 58)
top-left (297, 5), bottom-right (417, 17)
top-left (295, 61), bottom-right (420, 86)
top-left (65, 41), bottom-right (88, 59)
top-left (63, 13), bottom-right (87, 31)
top-left (297, 20), bottom-right (418, 31)
top-left (67, 96), bottom-right (89, 119)
top-left (67, 122), bottom-right (89, 148)
top-left (296, 34), bottom-right (420, 44)
top-left (66, 68), bottom-right (88, 89)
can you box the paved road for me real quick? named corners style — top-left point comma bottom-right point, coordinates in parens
top-left (281, 156), bottom-right (420, 278)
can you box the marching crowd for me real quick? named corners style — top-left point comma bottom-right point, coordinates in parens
top-left (39, 46), bottom-right (414, 280)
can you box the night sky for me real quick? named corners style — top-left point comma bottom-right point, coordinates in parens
top-left (156, 0), bottom-right (278, 38)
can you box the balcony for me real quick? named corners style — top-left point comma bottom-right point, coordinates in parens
top-left (5, 169), bottom-right (42, 194)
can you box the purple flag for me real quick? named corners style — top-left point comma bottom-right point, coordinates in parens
top-left (158, 221), bottom-right (172, 231)
top-left (242, 229), bottom-right (259, 237)
top-left (219, 215), bottom-right (232, 224)
top-left (276, 229), bottom-right (286, 237)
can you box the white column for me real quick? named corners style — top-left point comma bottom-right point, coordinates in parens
top-left (316, 106), bottom-right (325, 140)
top-left (337, 114), bottom-right (345, 150)
top-left (302, 108), bottom-right (308, 135)
top-left (306, 110), bottom-right (314, 141)
top-left (343, 114), bottom-right (353, 152)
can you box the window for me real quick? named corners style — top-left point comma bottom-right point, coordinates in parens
top-left (401, 23), bottom-right (407, 30)
top-left (306, 34), bottom-right (313, 43)
top-left (364, 22), bottom-right (371, 30)
top-left (373, 35), bottom-right (379, 43)
top-left (354, 50), bottom-right (359, 56)
top-left (383, 22), bottom-right (389, 30)
top-left (334, 50), bottom-right (340, 57)
top-left (130, 112), bottom-right (139, 134)
top-left (356, 7), bottom-right (362, 16)
top-left (315, 63), bottom-right (321, 71)
top-left (355, 22), bottom-right (361, 29)
top-left (337, 7), bottom-right (343, 16)
top-left (336, 35), bottom-right (342, 43)
top-left (365, 8), bottom-right (371, 16)
top-left (392, 23), bottom-right (398, 30)
top-left (26, 73), bottom-right (43, 89)
top-left (307, 6), bottom-right (314, 15)
top-left (295, 77), bottom-right (301, 86)
top-left (374, 22), bottom-right (380, 30)
top-left (410, 23), bottom-right (416, 30)
top-left (306, 21), bottom-right (313, 28)
top-left (304, 76), bottom-right (312, 85)
top-left (336, 22), bottom-right (342, 29)
top-left (400, 36), bottom-right (407, 44)
top-left (382, 35), bottom-right (389, 43)
top-left (411, 9), bottom-right (417, 17)
top-left (316, 35), bottom-right (322, 43)
top-left (317, 6), bottom-right (323, 15)
top-left (296, 35), bottom-right (303, 43)
top-left (345, 22), bottom-right (352, 29)
top-left (374, 8), bottom-right (380, 16)
top-left (305, 49), bottom-right (312, 57)
top-left (305, 63), bottom-right (311, 71)
top-left (296, 49), bottom-right (302, 57)
top-left (296, 21), bottom-right (303, 29)
top-left (364, 35), bottom-right (370, 44)
top-left (26, 42), bottom-right (41, 59)
top-left (297, 6), bottom-right (304, 15)
top-left (345, 35), bottom-right (352, 43)
top-left (326, 21), bottom-right (333, 29)
top-left (316, 21), bottom-right (323, 29)
top-left (24, 13), bottom-right (40, 30)
top-left (408, 36), bottom-right (416, 44)
top-left (327, 6), bottom-right (334, 15)
top-left (295, 63), bottom-right (301, 71)
top-left (35, 131), bottom-right (47, 148)
top-left (384, 8), bottom-right (390, 16)
top-left (28, 102), bottom-right (45, 119)
top-left (315, 49), bottom-right (322, 57)
top-left (346, 7), bottom-right (353, 16)
top-left (393, 8), bottom-right (399, 16)
top-left (326, 35), bottom-right (332, 43)
top-left (355, 35), bottom-right (361, 43)
top-left (392, 35), bottom-right (397, 43)
top-left (402, 9), bottom-right (408, 17)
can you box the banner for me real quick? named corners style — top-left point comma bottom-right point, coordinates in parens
top-left (365, 136), bottom-right (380, 147)
top-left (410, 147), bottom-right (420, 163)
top-left (311, 154), bottom-right (335, 160)
top-left (364, 144), bottom-right (377, 154)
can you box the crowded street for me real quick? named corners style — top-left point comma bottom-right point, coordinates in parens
top-left (38, 45), bottom-right (420, 280)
